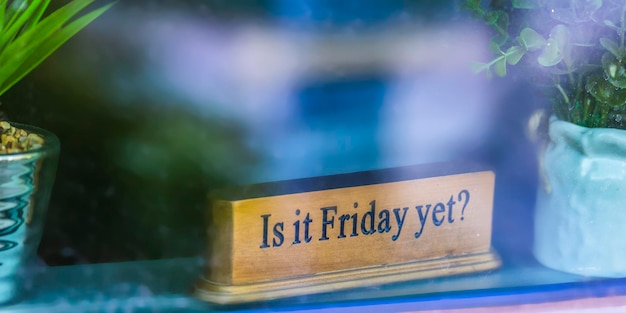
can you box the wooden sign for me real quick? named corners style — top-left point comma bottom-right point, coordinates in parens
top-left (195, 163), bottom-right (500, 304)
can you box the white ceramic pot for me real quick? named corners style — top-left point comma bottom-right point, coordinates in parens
top-left (534, 117), bottom-right (626, 277)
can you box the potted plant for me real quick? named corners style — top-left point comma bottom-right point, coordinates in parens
top-left (465, 0), bottom-right (626, 277)
top-left (0, 0), bottom-right (111, 302)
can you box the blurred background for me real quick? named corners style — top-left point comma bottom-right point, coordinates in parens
top-left (1, 0), bottom-right (542, 266)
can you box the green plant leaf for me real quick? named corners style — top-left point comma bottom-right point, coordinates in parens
top-left (0, 3), bottom-right (5, 32)
top-left (485, 11), bottom-right (499, 25)
top-left (494, 10), bottom-right (509, 32)
top-left (469, 61), bottom-right (490, 73)
top-left (518, 27), bottom-right (546, 50)
top-left (23, 0), bottom-right (53, 32)
top-left (3, 0), bottom-right (96, 56)
top-left (602, 52), bottom-right (626, 89)
top-left (536, 24), bottom-right (570, 67)
top-left (489, 40), bottom-right (504, 55)
top-left (4, 1), bottom-right (28, 31)
top-left (550, 24), bottom-right (570, 50)
top-left (491, 33), bottom-right (509, 47)
top-left (494, 57), bottom-right (507, 76)
top-left (600, 37), bottom-right (622, 59)
top-left (604, 19), bottom-right (620, 30)
top-left (586, 74), bottom-right (626, 106)
top-left (0, 1), bottom-right (113, 96)
top-left (0, 0), bottom-right (96, 89)
top-left (2, 0), bottom-right (50, 46)
top-left (537, 38), bottom-right (563, 66)
top-left (506, 45), bottom-right (525, 65)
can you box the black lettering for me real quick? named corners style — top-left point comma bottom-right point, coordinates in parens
top-left (447, 195), bottom-right (456, 224)
top-left (293, 209), bottom-right (301, 244)
top-left (391, 207), bottom-right (409, 241)
top-left (260, 214), bottom-right (271, 248)
top-left (319, 206), bottom-right (337, 241)
top-left (303, 212), bottom-right (313, 243)
top-left (361, 200), bottom-right (376, 235)
top-left (432, 203), bottom-right (445, 226)
top-left (377, 209), bottom-right (391, 233)
top-left (458, 189), bottom-right (470, 221)
top-left (292, 220), bottom-right (301, 244)
top-left (338, 214), bottom-right (350, 238)
top-left (350, 213), bottom-right (358, 237)
top-left (272, 222), bottom-right (284, 247)
top-left (414, 204), bottom-right (431, 239)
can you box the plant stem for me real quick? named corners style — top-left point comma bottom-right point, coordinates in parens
top-left (474, 5), bottom-right (508, 39)
top-left (555, 84), bottom-right (570, 106)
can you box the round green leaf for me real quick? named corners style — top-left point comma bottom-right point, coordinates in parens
top-left (506, 45), bottom-right (526, 65)
top-left (549, 24), bottom-right (570, 51)
top-left (538, 38), bottom-right (563, 66)
top-left (494, 57), bottom-right (507, 76)
top-left (600, 37), bottom-right (622, 59)
top-left (518, 28), bottom-right (546, 50)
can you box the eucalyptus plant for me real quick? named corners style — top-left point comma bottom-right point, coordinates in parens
top-left (465, 0), bottom-right (626, 129)
top-left (1, 0), bottom-right (112, 97)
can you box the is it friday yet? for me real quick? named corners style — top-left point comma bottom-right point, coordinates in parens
top-left (259, 189), bottom-right (471, 248)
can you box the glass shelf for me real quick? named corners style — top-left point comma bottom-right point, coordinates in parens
top-left (6, 254), bottom-right (626, 312)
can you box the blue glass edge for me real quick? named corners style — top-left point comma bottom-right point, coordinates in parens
top-left (212, 278), bottom-right (626, 312)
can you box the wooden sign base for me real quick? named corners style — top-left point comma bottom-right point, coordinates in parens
top-left (196, 163), bottom-right (501, 304)
top-left (195, 250), bottom-right (500, 304)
